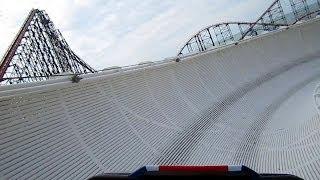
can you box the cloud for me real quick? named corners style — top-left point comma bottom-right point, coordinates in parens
top-left (0, 0), bottom-right (274, 69)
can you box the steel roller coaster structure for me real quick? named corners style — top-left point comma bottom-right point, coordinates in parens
top-left (0, 0), bottom-right (319, 85)
top-left (178, 0), bottom-right (320, 55)
top-left (0, 9), bottom-right (95, 85)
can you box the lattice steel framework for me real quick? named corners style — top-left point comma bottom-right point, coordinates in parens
top-left (178, 22), bottom-right (287, 55)
top-left (179, 0), bottom-right (320, 56)
top-left (0, 9), bottom-right (95, 85)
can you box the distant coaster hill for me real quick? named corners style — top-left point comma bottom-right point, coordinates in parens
top-left (0, 0), bottom-right (319, 85)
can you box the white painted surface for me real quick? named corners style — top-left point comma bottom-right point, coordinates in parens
top-left (145, 165), bottom-right (159, 172)
top-left (1, 18), bottom-right (320, 179)
top-left (228, 165), bottom-right (242, 172)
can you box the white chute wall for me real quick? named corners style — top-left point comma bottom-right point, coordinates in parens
top-left (1, 18), bottom-right (320, 179)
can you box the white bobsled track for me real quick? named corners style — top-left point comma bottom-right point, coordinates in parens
top-left (1, 18), bottom-right (320, 179)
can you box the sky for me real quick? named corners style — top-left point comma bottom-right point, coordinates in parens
top-left (0, 0), bottom-right (273, 70)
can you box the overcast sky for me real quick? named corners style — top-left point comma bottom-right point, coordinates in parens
top-left (0, 0), bottom-right (273, 69)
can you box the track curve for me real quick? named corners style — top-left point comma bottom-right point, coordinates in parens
top-left (1, 18), bottom-right (320, 179)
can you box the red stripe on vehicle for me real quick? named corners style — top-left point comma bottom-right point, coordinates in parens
top-left (159, 166), bottom-right (228, 172)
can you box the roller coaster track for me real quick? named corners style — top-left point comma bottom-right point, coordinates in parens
top-left (1, 17), bottom-right (320, 179)
top-left (0, 9), bottom-right (95, 85)
top-left (1, 0), bottom-right (319, 84)
top-left (178, 0), bottom-right (320, 56)
top-left (1, 1), bottom-right (320, 180)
